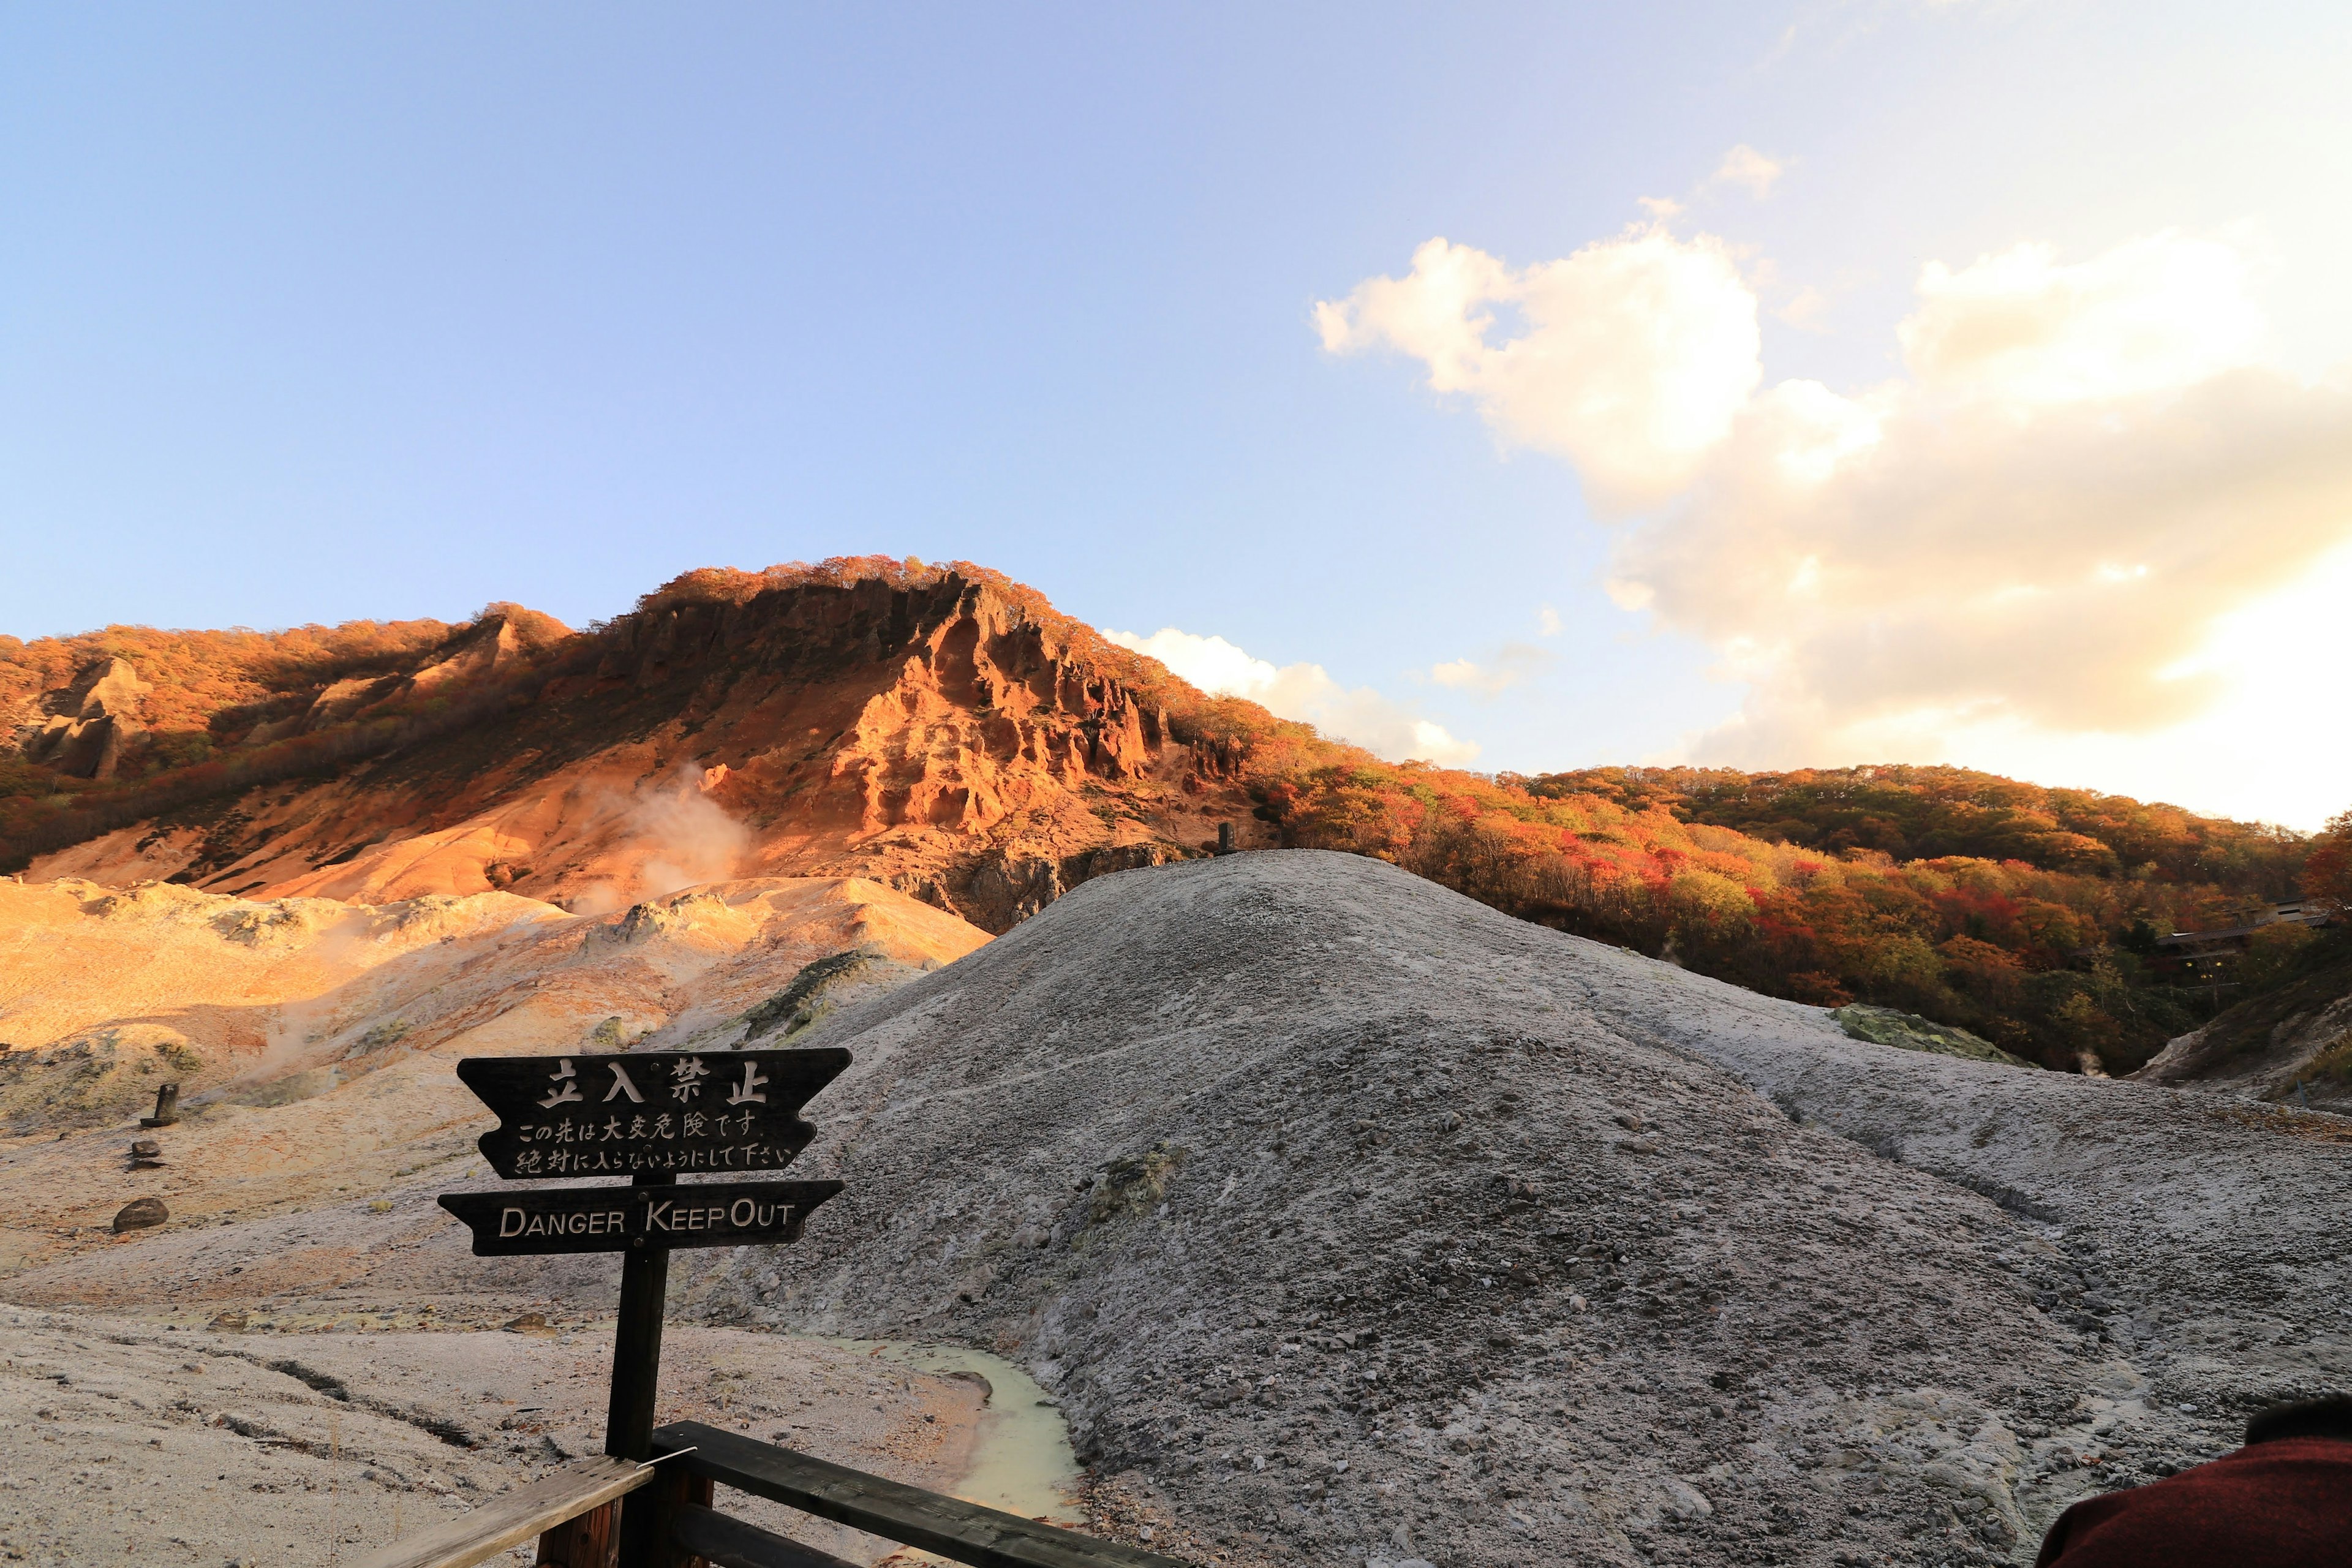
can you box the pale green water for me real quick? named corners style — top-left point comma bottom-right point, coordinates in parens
top-left (838, 1340), bottom-right (1084, 1527)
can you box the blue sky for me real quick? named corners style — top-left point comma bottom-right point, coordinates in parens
top-left (5, 4), bottom-right (2349, 825)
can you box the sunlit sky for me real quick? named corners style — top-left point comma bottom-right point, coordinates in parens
top-left (5, 4), bottom-right (2349, 827)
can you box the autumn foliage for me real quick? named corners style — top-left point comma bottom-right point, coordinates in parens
top-left (1245, 755), bottom-right (2334, 1075)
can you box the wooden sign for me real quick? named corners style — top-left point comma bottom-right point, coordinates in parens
top-left (438, 1180), bottom-right (843, 1256)
top-left (437, 1039), bottom-right (856, 1545)
top-left (454, 1049), bottom-right (850, 1179)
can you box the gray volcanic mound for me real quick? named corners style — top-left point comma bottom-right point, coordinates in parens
top-left (700, 851), bottom-right (2352, 1567)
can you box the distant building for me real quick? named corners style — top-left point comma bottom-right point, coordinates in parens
top-left (2147, 900), bottom-right (2337, 985)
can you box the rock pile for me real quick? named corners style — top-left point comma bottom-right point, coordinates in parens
top-left (717, 850), bottom-right (2352, 1567)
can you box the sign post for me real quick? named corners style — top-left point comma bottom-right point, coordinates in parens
top-left (440, 1047), bottom-right (850, 1567)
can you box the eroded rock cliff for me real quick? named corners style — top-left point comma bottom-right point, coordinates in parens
top-left (12, 562), bottom-right (1272, 932)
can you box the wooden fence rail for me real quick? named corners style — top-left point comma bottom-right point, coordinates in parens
top-left (647, 1421), bottom-right (1180, 1568)
top-left (350, 1455), bottom-right (658, 1568)
top-left (347, 1425), bottom-right (1182, 1568)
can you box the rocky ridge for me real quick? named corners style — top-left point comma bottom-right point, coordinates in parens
top-left (714, 851), bottom-right (2351, 1567)
top-left (13, 562), bottom-right (1270, 933)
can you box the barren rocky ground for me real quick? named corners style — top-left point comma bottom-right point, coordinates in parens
top-left (0, 1305), bottom-right (995, 1567)
top-left (735, 851), bottom-right (2352, 1567)
top-left (3, 850), bottom-right (2346, 1567)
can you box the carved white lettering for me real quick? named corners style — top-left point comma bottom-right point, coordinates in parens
top-left (726, 1062), bottom-right (769, 1106)
top-left (538, 1058), bottom-right (583, 1109)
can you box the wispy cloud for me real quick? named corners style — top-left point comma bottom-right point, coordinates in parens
top-left (1425, 642), bottom-right (1555, 697)
top-left (1706, 144), bottom-right (1784, 199)
top-left (1102, 627), bottom-right (1480, 766)
top-left (1317, 224), bottom-right (2352, 816)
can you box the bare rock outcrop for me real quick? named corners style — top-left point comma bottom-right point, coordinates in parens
top-left (21, 567), bottom-right (1259, 931)
top-left (17, 656), bottom-right (150, 778)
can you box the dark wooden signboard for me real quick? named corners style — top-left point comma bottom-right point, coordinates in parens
top-left (439, 1178), bottom-right (843, 1256)
top-left (442, 1044), bottom-right (854, 1560)
top-left (455, 1047), bottom-right (850, 1178)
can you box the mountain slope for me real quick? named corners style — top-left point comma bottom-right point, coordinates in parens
top-left (2132, 941), bottom-right (2352, 1108)
top-left (7, 557), bottom-right (2328, 1069)
top-left (710, 851), bottom-right (2352, 1566)
top-left (10, 560), bottom-right (1274, 932)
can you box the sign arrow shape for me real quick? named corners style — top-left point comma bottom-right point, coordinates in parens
top-left (454, 1049), bottom-right (850, 1180)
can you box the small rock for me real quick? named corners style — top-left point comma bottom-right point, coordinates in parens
top-left (209, 1310), bottom-right (249, 1332)
top-left (113, 1196), bottom-right (169, 1232)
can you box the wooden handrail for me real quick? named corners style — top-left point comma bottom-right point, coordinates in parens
top-left (650, 1421), bottom-right (1183, 1568)
top-left (665, 1500), bottom-right (863, 1568)
top-left (347, 1454), bottom-right (657, 1568)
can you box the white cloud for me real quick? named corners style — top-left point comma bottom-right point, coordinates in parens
top-left (1321, 227), bottom-right (2352, 823)
top-left (1314, 229), bottom-right (1762, 512)
top-left (1899, 233), bottom-right (2266, 407)
top-left (1426, 643), bottom-right (1554, 696)
top-left (1774, 285), bottom-right (1831, 331)
top-left (1102, 627), bottom-right (1480, 766)
top-left (1707, 144), bottom-right (1784, 199)
top-left (1536, 604), bottom-right (1563, 636)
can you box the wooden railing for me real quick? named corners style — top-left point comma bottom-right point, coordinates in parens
top-left (350, 1454), bottom-right (658, 1568)
top-left (351, 1424), bottom-right (1180, 1568)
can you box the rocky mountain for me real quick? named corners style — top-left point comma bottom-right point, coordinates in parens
top-left (727, 853), bottom-right (2352, 1565)
top-left (6, 559), bottom-right (1275, 933)
top-left (4, 561), bottom-right (2350, 1566)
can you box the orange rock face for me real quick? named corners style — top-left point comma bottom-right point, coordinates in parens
top-left (17, 564), bottom-right (1269, 932)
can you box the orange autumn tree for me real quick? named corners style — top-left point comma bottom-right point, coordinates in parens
top-left (2304, 809), bottom-right (2352, 909)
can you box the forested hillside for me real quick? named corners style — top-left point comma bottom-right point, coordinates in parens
top-left (1526, 764), bottom-right (2306, 897)
top-left (1247, 754), bottom-right (2342, 1076)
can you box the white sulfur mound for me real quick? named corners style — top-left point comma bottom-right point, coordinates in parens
top-left (710, 850), bottom-right (2352, 1567)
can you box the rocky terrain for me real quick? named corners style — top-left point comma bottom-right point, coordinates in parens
top-left (734, 851), bottom-right (2351, 1567)
top-left (0, 867), bottom-right (1039, 1566)
top-left (8, 564), bottom-right (1268, 931)
top-left (0, 1306), bottom-right (1002, 1567)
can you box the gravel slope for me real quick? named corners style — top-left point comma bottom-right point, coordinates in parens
top-left (718, 850), bottom-right (2352, 1568)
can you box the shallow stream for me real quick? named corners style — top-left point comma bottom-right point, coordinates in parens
top-left (842, 1338), bottom-right (1084, 1526)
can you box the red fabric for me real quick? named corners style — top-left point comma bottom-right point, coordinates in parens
top-left (2035, 1438), bottom-right (2352, 1567)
